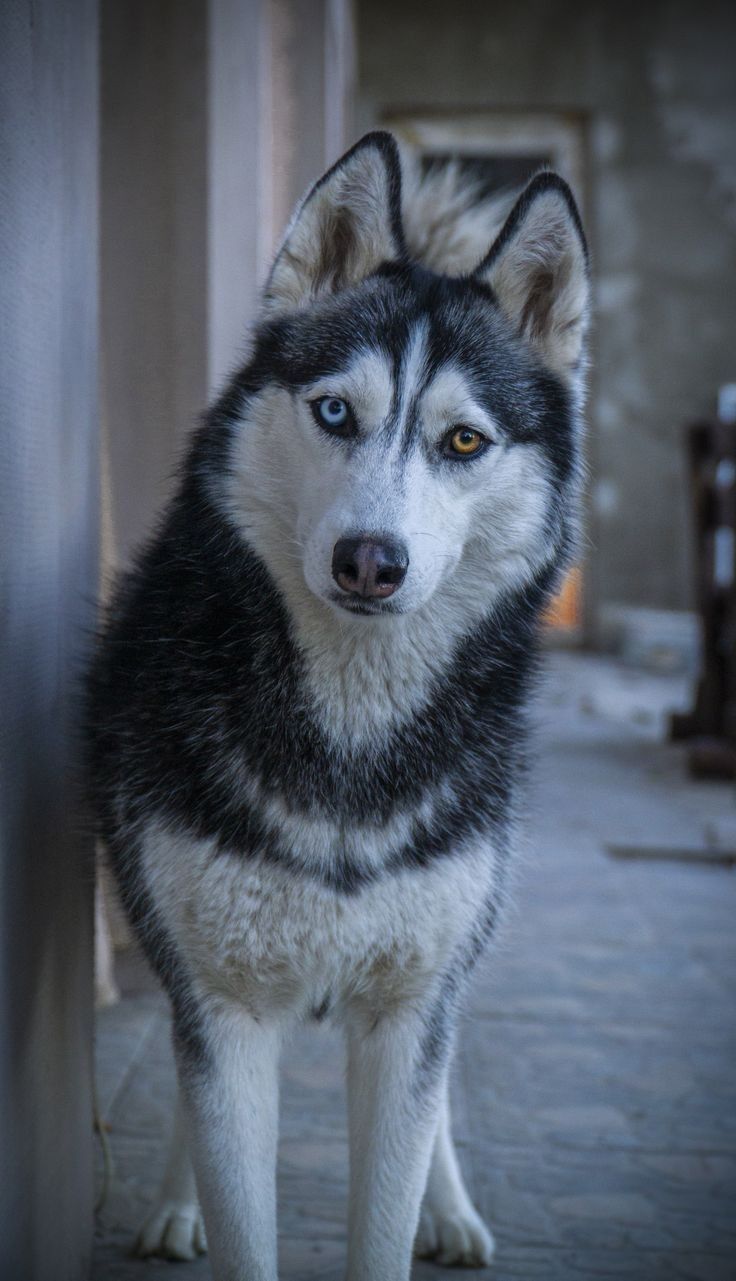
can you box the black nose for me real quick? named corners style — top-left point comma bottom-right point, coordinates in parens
top-left (331, 535), bottom-right (409, 599)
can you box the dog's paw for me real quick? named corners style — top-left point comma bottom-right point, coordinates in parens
top-left (135, 1200), bottom-right (207, 1261)
top-left (415, 1203), bottom-right (495, 1268)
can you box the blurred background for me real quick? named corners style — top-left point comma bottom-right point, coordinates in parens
top-left (2, 2), bottom-right (735, 1279)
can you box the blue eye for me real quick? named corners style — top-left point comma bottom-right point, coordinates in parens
top-left (312, 396), bottom-right (353, 435)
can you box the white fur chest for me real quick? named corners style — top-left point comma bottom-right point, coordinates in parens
top-left (141, 819), bottom-right (498, 1020)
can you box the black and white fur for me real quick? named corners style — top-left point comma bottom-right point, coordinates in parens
top-left (85, 132), bottom-right (589, 1279)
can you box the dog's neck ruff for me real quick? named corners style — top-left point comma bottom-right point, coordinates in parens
top-left (87, 474), bottom-right (554, 892)
top-left (270, 567), bottom-right (506, 748)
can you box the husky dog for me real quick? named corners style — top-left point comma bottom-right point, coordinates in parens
top-left (85, 132), bottom-right (588, 1280)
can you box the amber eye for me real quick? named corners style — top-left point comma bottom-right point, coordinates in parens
top-left (447, 427), bottom-right (486, 457)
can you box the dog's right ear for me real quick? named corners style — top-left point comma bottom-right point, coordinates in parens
top-left (261, 132), bottom-right (405, 318)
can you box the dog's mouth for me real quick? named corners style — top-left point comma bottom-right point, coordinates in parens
top-left (329, 592), bottom-right (403, 617)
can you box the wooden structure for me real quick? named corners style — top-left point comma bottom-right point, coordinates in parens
top-left (671, 419), bottom-right (736, 778)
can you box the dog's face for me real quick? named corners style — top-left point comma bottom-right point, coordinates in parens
top-left (222, 134), bottom-right (588, 622)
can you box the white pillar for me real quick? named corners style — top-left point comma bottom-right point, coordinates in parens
top-left (0, 2), bottom-right (99, 1277)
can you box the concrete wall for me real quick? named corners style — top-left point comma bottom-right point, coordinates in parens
top-left (208, 0), bottom-right (267, 393)
top-left (267, 0), bottom-right (355, 239)
top-left (0, 2), bottom-right (98, 1277)
top-left (356, 0), bottom-right (736, 618)
top-left (101, 0), bottom-right (209, 563)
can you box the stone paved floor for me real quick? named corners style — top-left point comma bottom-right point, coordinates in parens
top-left (93, 654), bottom-right (736, 1281)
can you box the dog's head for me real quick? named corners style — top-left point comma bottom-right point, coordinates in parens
top-left (221, 133), bottom-right (589, 623)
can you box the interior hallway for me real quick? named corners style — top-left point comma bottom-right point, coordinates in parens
top-left (93, 653), bottom-right (736, 1281)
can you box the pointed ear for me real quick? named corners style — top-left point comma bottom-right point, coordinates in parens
top-left (262, 132), bottom-right (405, 318)
top-left (474, 173), bottom-right (589, 382)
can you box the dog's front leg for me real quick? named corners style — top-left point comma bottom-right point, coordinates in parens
top-left (346, 1005), bottom-right (449, 1281)
top-left (415, 1081), bottom-right (495, 1266)
top-left (176, 1004), bottom-right (281, 1281)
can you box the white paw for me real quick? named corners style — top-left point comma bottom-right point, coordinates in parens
top-left (415, 1203), bottom-right (495, 1268)
top-left (135, 1200), bottom-right (207, 1261)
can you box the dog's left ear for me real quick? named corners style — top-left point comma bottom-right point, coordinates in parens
top-left (262, 132), bottom-right (405, 318)
top-left (474, 173), bottom-right (589, 383)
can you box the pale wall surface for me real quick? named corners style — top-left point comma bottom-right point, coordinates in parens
top-left (356, 0), bottom-right (736, 617)
top-left (101, 0), bottom-right (209, 563)
top-left (101, 0), bottom-right (354, 569)
top-left (0, 1), bottom-right (99, 1276)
